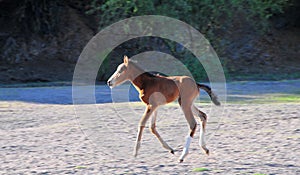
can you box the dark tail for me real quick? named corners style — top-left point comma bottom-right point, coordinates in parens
top-left (197, 83), bottom-right (221, 106)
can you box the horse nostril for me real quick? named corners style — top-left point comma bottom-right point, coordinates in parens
top-left (107, 80), bottom-right (112, 86)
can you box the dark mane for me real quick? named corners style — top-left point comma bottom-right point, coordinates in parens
top-left (129, 60), bottom-right (166, 78)
top-left (145, 72), bottom-right (157, 77)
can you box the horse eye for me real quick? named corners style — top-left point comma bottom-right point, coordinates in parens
top-left (119, 67), bottom-right (126, 73)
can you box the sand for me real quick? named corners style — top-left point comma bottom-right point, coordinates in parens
top-left (1, 80), bottom-right (299, 174)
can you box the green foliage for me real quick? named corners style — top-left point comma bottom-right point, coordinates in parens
top-left (271, 95), bottom-right (300, 103)
top-left (98, 56), bottom-right (110, 80)
top-left (87, 0), bottom-right (192, 30)
top-left (180, 53), bottom-right (208, 81)
top-left (88, 0), bottom-right (290, 81)
top-left (74, 165), bottom-right (87, 169)
top-left (192, 167), bottom-right (210, 172)
top-left (235, 0), bottom-right (290, 31)
top-left (16, 0), bottom-right (62, 35)
top-left (88, 0), bottom-right (290, 33)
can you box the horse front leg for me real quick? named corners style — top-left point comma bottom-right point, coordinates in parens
top-left (133, 104), bottom-right (157, 157)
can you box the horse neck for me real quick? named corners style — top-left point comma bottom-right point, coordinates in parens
top-left (128, 64), bottom-right (148, 90)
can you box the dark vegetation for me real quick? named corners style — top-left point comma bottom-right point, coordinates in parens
top-left (0, 0), bottom-right (299, 84)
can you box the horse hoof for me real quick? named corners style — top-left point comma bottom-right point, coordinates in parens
top-left (179, 159), bottom-right (184, 163)
top-left (170, 150), bottom-right (175, 154)
top-left (202, 146), bottom-right (209, 155)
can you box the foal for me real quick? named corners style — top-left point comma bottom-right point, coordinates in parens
top-left (107, 55), bottom-right (220, 162)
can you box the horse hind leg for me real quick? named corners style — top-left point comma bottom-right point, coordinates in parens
top-left (178, 102), bottom-right (197, 163)
top-left (192, 105), bottom-right (209, 155)
top-left (149, 110), bottom-right (174, 154)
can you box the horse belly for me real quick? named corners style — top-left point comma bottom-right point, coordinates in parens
top-left (159, 81), bottom-right (179, 103)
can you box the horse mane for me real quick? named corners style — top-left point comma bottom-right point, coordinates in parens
top-left (144, 72), bottom-right (157, 77)
top-left (129, 60), bottom-right (166, 78)
top-left (142, 71), bottom-right (167, 78)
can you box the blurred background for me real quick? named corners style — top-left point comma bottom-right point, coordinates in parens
top-left (0, 0), bottom-right (299, 85)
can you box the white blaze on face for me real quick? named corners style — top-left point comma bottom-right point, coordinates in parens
top-left (107, 71), bottom-right (118, 88)
top-left (107, 63), bottom-right (126, 88)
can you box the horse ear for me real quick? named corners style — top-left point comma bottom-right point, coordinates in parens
top-left (123, 55), bottom-right (129, 66)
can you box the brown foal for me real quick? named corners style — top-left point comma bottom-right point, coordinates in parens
top-left (107, 55), bottom-right (220, 162)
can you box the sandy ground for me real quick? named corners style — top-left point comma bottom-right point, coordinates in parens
top-left (0, 80), bottom-right (299, 174)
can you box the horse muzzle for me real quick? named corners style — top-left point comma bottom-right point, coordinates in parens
top-left (107, 80), bottom-right (113, 87)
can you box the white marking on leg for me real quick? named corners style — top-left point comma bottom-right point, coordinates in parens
top-left (179, 135), bottom-right (192, 161)
top-left (199, 121), bottom-right (209, 155)
top-left (199, 122), bottom-right (205, 147)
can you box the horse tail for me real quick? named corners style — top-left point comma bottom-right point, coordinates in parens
top-left (197, 83), bottom-right (221, 106)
